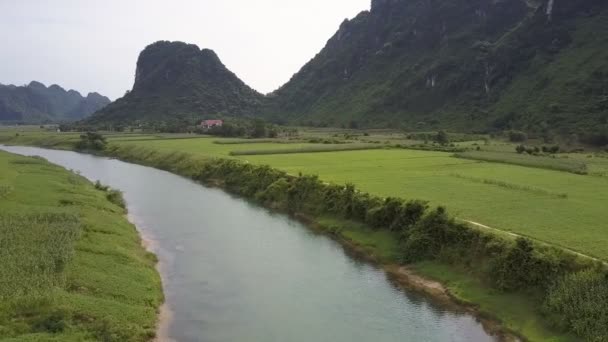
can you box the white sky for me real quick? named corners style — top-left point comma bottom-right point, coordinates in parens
top-left (0, 0), bottom-right (370, 100)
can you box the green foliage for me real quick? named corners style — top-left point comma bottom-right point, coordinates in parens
top-left (263, 0), bottom-right (608, 138)
top-left (87, 41), bottom-right (262, 126)
top-left (75, 132), bottom-right (107, 151)
top-left (230, 144), bottom-right (382, 156)
top-left (508, 131), bottom-right (528, 143)
top-left (94, 181), bottom-right (126, 209)
top-left (0, 213), bottom-right (80, 299)
top-left (544, 269), bottom-right (608, 341)
top-left (455, 151), bottom-right (588, 174)
top-left (202, 118), bottom-right (280, 139)
top-left (435, 130), bottom-right (450, 146)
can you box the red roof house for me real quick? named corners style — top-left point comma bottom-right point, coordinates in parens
top-left (200, 120), bottom-right (224, 129)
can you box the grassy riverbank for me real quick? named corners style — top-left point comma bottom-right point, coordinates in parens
top-left (0, 150), bottom-right (163, 341)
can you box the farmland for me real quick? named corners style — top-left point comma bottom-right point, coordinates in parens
top-left (95, 136), bottom-right (607, 261)
top-left (0, 149), bottom-right (162, 340)
top-left (2, 128), bottom-right (608, 261)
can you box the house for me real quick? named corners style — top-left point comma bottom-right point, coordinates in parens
top-left (200, 120), bottom-right (224, 129)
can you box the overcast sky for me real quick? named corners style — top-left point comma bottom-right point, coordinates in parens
top-left (0, 0), bottom-right (370, 100)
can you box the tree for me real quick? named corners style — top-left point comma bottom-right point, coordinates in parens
top-left (76, 132), bottom-right (106, 151)
top-left (251, 119), bottom-right (266, 138)
top-left (435, 130), bottom-right (450, 145)
top-left (515, 145), bottom-right (526, 154)
top-left (508, 130), bottom-right (528, 142)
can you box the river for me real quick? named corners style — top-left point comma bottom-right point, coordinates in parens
top-left (0, 146), bottom-right (496, 342)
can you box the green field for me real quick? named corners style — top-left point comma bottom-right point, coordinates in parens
top-left (0, 150), bottom-right (162, 340)
top-left (1, 129), bottom-right (607, 261)
top-left (106, 136), bottom-right (608, 261)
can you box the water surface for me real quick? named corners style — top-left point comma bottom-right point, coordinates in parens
top-left (1, 146), bottom-right (495, 342)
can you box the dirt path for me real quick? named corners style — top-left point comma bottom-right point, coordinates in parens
top-left (459, 218), bottom-right (607, 266)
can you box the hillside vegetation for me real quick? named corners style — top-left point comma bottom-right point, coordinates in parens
top-left (265, 0), bottom-right (608, 141)
top-left (0, 150), bottom-right (162, 340)
top-left (81, 0), bottom-right (608, 143)
top-left (0, 81), bottom-right (110, 123)
top-left (88, 41), bottom-right (263, 126)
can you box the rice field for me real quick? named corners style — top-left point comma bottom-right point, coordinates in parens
top-left (114, 137), bottom-right (608, 260)
top-left (1, 129), bottom-right (607, 260)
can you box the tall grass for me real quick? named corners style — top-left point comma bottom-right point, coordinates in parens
top-left (0, 213), bottom-right (80, 299)
top-left (213, 138), bottom-right (303, 145)
top-left (449, 173), bottom-right (568, 198)
top-left (454, 151), bottom-right (588, 174)
top-left (230, 144), bottom-right (383, 156)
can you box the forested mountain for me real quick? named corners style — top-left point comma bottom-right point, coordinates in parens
top-left (264, 0), bottom-right (608, 140)
top-left (0, 81), bottom-right (110, 123)
top-left (88, 41), bottom-right (263, 125)
top-left (88, 0), bottom-right (607, 142)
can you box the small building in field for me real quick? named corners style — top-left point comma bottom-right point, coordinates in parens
top-left (200, 120), bottom-right (223, 129)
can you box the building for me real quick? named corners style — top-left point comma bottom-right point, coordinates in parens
top-left (200, 120), bottom-right (224, 129)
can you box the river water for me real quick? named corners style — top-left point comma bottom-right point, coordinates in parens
top-left (1, 146), bottom-right (495, 342)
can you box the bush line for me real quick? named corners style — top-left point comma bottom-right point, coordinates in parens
top-left (455, 151), bottom-right (588, 175)
top-left (229, 144), bottom-right (383, 156)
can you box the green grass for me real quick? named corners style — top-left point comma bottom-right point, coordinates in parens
top-left (2, 132), bottom-right (608, 261)
top-left (455, 151), bottom-right (589, 174)
top-left (229, 143), bottom-right (383, 156)
top-left (316, 216), bottom-right (401, 262)
top-left (413, 261), bottom-right (577, 342)
top-left (0, 151), bottom-right (162, 341)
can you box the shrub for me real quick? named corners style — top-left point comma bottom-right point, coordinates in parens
top-left (106, 190), bottom-right (126, 209)
top-left (508, 130), bottom-right (528, 142)
top-left (75, 132), bottom-right (106, 151)
top-left (435, 130), bottom-right (450, 145)
top-left (544, 269), bottom-right (608, 341)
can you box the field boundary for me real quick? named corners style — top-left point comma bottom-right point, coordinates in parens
top-left (459, 218), bottom-right (606, 265)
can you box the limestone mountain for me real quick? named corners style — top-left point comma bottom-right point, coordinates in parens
top-left (88, 41), bottom-right (263, 124)
top-left (0, 81), bottom-right (110, 123)
top-left (264, 0), bottom-right (608, 139)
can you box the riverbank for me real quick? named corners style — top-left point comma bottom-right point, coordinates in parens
top-left (0, 150), bottom-right (163, 340)
top-left (96, 143), bottom-right (583, 342)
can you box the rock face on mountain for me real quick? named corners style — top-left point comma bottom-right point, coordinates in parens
top-left (0, 81), bottom-right (110, 123)
top-left (264, 0), bottom-right (608, 137)
top-left (88, 41), bottom-right (263, 124)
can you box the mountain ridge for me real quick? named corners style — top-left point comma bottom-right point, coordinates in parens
top-left (264, 0), bottom-right (608, 139)
top-left (0, 81), bottom-right (111, 123)
top-left (87, 0), bottom-right (607, 141)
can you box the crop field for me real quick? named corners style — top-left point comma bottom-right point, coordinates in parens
top-left (108, 137), bottom-right (608, 261)
top-left (1, 129), bottom-right (607, 260)
top-left (0, 150), bottom-right (162, 340)
top-left (120, 136), bottom-right (368, 158)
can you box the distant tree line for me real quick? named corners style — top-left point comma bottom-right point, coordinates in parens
top-left (197, 118), bottom-right (278, 138)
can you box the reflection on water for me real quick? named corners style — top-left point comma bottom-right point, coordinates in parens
top-left (1, 145), bottom-right (496, 342)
